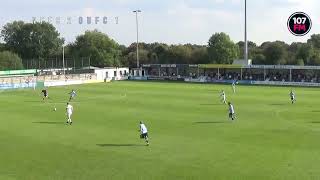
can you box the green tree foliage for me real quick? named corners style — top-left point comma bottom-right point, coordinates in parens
top-left (153, 43), bottom-right (170, 64)
top-left (0, 43), bottom-right (5, 51)
top-left (295, 43), bottom-right (313, 65)
top-left (252, 54), bottom-right (266, 65)
top-left (0, 51), bottom-right (23, 70)
top-left (122, 43), bottom-right (208, 66)
top-left (296, 58), bottom-right (304, 66)
top-left (208, 32), bottom-right (239, 64)
top-left (309, 51), bottom-right (320, 65)
top-left (307, 34), bottom-right (320, 49)
top-left (190, 46), bottom-right (209, 64)
top-left (1, 21), bottom-right (64, 59)
top-left (70, 30), bottom-right (121, 67)
top-left (261, 41), bottom-right (288, 65)
top-left (2, 20), bottom-right (320, 67)
top-left (237, 41), bottom-right (257, 59)
top-left (166, 45), bottom-right (192, 64)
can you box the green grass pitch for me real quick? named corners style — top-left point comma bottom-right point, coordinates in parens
top-left (1, 81), bottom-right (320, 179)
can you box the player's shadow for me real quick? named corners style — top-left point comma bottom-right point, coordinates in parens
top-left (311, 110), bottom-right (320, 113)
top-left (32, 121), bottom-right (65, 125)
top-left (24, 100), bottom-right (71, 103)
top-left (309, 121), bottom-right (320, 124)
top-left (193, 121), bottom-right (227, 124)
top-left (200, 104), bottom-right (222, 106)
top-left (24, 100), bottom-right (43, 103)
top-left (207, 90), bottom-right (221, 92)
top-left (269, 103), bottom-right (287, 106)
top-left (96, 144), bottom-right (145, 147)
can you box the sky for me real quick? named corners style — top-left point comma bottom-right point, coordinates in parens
top-left (0, 0), bottom-right (319, 46)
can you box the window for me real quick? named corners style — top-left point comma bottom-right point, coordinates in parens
top-left (114, 71), bottom-right (117, 77)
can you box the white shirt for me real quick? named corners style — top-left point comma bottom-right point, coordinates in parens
top-left (140, 124), bottom-right (148, 134)
top-left (71, 91), bottom-right (76, 96)
top-left (229, 104), bottom-right (235, 114)
top-left (66, 104), bottom-right (73, 114)
top-left (290, 92), bottom-right (295, 97)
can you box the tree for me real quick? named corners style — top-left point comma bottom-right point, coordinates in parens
top-left (165, 45), bottom-right (193, 64)
top-left (119, 45), bottom-right (129, 67)
top-left (252, 54), bottom-right (266, 65)
top-left (191, 46), bottom-right (209, 64)
top-left (296, 58), bottom-right (304, 66)
top-left (307, 34), bottom-right (320, 49)
top-left (208, 32), bottom-right (239, 64)
top-left (295, 43), bottom-right (313, 65)
top-left (124, 49), bottom-right (151, 67)
top-left (288, 42), bottom-right (304, 53)
top-left (286, 42), bottom-right (301, 65)
top-left (70, 30), bottom-right (121, 67)
top-left (237, 41), bottom-right (257, 59)
top-left (309, 51), bottom-right (320, 65)
top-left (153, 43), bottom-right (169, 64)
top-left (122, 43), bottom-right (208, 65)
top-left (262, 41), bottom-right (288, 65)
top-left (1, 21), bottom-right (64, 59)
top-left (0, 43), bottom-right (5, 51)
top-left (0, 51), bottom-right (23, 70)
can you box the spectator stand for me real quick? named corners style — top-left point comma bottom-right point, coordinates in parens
top-left (140, 64), bottom-right (320, 86)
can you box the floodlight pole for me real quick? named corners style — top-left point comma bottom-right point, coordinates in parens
top-left (244, 0), bottom-right (248, 62)
top-left (38, 39), bottom-right (41, 70)
top-left (63, 45), bottom-right (65, 75)
top-left (133, 10), bottom-right (141, 69)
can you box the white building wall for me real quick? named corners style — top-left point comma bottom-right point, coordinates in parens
top-left (94, 68), bottom-right (129, 81)
top-left (233, 59), bottom-right (252, 65)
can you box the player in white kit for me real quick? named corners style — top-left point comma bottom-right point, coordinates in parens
top-left (66, 102), bottom-right (73, 125)
top-left (289, 89), bottom-right (296, 104)
top-left (232, 80), bottom-right (237, 93)
top-left (220, 90), bottom-right (226, 104)
top-left (139, 121), bottom-right (149, 146)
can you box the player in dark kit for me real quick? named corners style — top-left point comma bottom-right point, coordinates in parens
top-left (41, 89), bottom-right (48, 101)
top-left (69, 89), bottom-right (76, 102)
